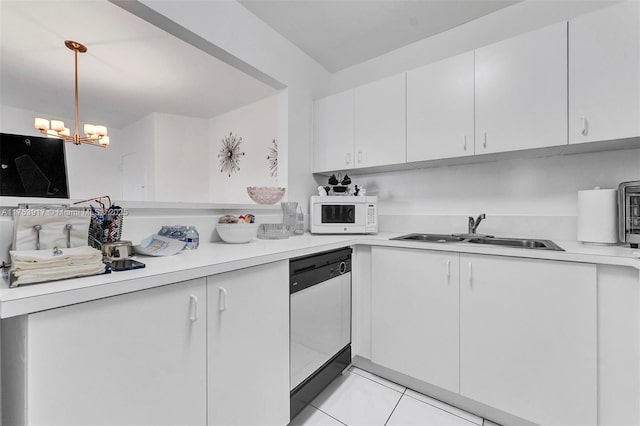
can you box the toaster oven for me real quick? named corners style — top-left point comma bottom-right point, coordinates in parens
top-left (619, 181), bottom-right (640, 248)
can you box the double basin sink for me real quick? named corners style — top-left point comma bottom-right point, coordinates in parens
top-left (391, 233), bottom-right (564, 251)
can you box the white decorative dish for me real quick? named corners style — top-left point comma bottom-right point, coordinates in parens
top-left (216, 223), bottom-right (259, 243)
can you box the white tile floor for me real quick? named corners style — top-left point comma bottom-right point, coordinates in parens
top-left (290, 367), bottom-right (489, 426)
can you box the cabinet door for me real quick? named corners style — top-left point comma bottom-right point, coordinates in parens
top-left (475, 22), bottom-right (567, 154)
top-left (569, 1), bottom-right (640, 143)
top-left (354, 73), bottom-right (406, 168)
top-left (207, 261), bottom-right (289, 426)
top-left (407, 51), bottom-right (475, 161)
top-left (313, 90), bottom-right (354, 172)
top-left (460, 254), bottom-right (596, 426)
top-left (25, 279), bottom-right (207, 426)
top-left (371, 247), bottom-right (459, 393)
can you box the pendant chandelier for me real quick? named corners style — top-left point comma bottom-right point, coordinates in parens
top-left (34, 40), bottom-right (109, 147)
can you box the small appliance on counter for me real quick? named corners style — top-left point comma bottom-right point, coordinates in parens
top-left (577, 187), bottom-right (619, 245)
top-left (619, 181), bottom-right (640, 248)
top-left (310, 195), bottom-right (378, 234)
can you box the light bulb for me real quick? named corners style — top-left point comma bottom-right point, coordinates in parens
top-left (34, 118), bottom-right (49, 131)
top-left (99, 136), bottom-right (110, 146)
top-left (95, 125), bottom-right (107, 136)
top-left (51, 120), bottom-right (65, 132)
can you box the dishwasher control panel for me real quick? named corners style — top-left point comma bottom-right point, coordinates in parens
top-left (289, 247), bottom-right (352, 294)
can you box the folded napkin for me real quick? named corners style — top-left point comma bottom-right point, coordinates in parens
top-left (11, 246), bottom-right (102, 269)
top-left (9, 246), bottom-right (105, 286)
top-left (11, 263), bottom-right (106, 286)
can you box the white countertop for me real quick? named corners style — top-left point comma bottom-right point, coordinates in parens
top-left (1, 232), bottom-right (639, 318)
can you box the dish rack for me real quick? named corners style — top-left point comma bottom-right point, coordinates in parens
top-left (77, 196), bottom-right (124, 250)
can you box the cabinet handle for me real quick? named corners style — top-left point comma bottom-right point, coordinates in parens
top-left (446, 260), bottom-right (451, 280)
top-left (483, 132), bottom-right (487, 149)
top-left (346, 152), bottom-right (352, 165)
top-left (189, 294), bottom-right (198, 322)
top-left (468, 263), bottom-right (473, 285)
top-left (218, 287), bottom-right (227, 312)
top-left (463, 135), bottom-right (467, 151)
top-left (357, 151), bottom-right (363, 163)
top-left (581, 116), bottom-right (588, 136)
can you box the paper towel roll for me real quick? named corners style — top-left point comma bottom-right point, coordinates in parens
top-left (577, 187), bottom-right (618, 245)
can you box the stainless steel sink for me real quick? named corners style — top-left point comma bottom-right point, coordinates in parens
top-left (466, 237), bottom-right (564, 251)
top-left (390, 233), bottom-right (465, 243)
top-left (391, 234), bottom-right (564, 251)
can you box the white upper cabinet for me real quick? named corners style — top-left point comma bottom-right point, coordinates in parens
top-left (475, 22), bottom-right (568, 154)
top-left (313, 90), bottom-right (354, 173)
top-left (354, 73), bottom-right (407, 168)
top-left (407, 51), bottom-right (475, 161)
top-left (569, 1), bottom-right (640, 144)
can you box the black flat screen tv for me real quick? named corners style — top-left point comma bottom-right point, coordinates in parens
top-left (0, 132), bottom-right (70, 198)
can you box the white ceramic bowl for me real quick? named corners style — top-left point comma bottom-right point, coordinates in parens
top-left (246, 186), bottom-right (286, 204)
top-left (216, 223), bottom-right (259, 244)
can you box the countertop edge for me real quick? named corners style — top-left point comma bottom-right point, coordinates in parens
top-left (1, 234), bottom-right (638, 318)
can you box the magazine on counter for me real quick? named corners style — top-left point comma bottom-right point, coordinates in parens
top-left (133, 234), bottom-right (186, 256)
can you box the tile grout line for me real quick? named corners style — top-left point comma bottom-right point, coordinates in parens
top-left (403, 391), bottom-right (483, 425)
top-left (383, 387), bottom-right (406, 426)
top-left (313, 406), bottom-right (349, 426)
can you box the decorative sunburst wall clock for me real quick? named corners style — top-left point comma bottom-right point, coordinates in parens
top-left (218, 132), bottom-right (245, 177)
top-left (267, 138), bottom-right (278, 177)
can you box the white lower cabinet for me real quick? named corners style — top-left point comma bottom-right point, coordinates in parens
top-left (2, 261), bottom-right (291, 426)
top-left (369, 248), bottom-right (598, 426)
top-left (2, 278), bottom-right (208, 426)
top-left (206, 261), bottom-right (290, 426)
top-left (371, 247), bottom-right (460, 393)
top-left (459, 254), bottom-right (597, 426)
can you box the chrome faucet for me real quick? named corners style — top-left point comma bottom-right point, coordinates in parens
top-left (468, 213), bottom-right (486, 235)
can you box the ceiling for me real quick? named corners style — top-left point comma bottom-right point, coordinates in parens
top-left (240, 0), bottom-right (521, 72)
top-left (0, 1), bottom-right (278, 129)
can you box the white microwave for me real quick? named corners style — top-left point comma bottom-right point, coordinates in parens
top-left (310, 195), bottom-right (378, 234)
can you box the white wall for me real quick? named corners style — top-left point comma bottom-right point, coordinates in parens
top-left (153, 112), bottom-right (209, 202)
top-left (209, 94), bottom-right (280, 203)
top-left (0, 104), bottom-right (122, 200)
top-left (139, 0), bottom-right (332, 211)
top-left (119, 113), bottom-right (156, 201)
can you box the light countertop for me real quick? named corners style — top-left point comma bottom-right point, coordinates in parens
top-left (1, 232), bottom-right (639, 318)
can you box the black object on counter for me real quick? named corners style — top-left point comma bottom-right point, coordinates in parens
top-left (111, 259), bottom-right (146, 271)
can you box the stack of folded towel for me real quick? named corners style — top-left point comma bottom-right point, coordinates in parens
top-left (10, 246), bottom-right (105, 286)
